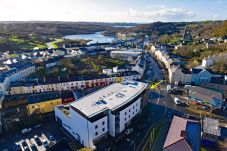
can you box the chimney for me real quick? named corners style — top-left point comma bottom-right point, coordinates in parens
top-left (180, 130), bottom-right (188, 138)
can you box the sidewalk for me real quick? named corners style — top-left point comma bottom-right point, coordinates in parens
top-left (151, 120), bottom-right (170, 151)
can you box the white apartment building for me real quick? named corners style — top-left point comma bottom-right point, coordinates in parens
top-left (110, 50), bottom-right (143, 61)
top-left (55, 81), bottom-right (147, 149)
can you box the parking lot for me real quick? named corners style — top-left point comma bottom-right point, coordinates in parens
top-left (0, 119), bottom-right (67, 151)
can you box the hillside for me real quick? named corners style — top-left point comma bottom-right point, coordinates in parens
top-left (0, 21), bottom-right (124, 51)
top-left (123, 20), bottom-right (227, 41)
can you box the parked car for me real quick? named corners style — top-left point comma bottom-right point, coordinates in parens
top-left (203, 106), bottom-right (211, 111)
top-left (14, 142), bottom-right (22, 151)
top-left (196, 105), bottom-right (210, 111)
top-left (21, 128), bottom-right (31, 134)
top-left (21, 140), bottom-right (28, 148)
top-left (34, 135), bottom-right (42, 146)
top-left (41, 139), bottom-right (49, 148)
top-left (23, 146), bottom-right (30, 151)
top-left (125, 128), bottom-right (133, 135)
top-left (30, 144), bottom-right (38, 151)
top-left (174, 97), bottom-right (182, 105)
top-left (34, 124), bottom-right (42, 129)
top-left (48, 135), bottom-right (56, 143)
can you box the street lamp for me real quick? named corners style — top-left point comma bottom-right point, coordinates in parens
top-left (162, 101), bottom-right (167, 119)
top-left (126, 139), bottom-right (135, 151)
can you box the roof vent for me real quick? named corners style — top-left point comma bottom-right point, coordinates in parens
top-left (115, 93), bottom-right (126, 98)
top-left (96, 100), bottom-right (107, 105)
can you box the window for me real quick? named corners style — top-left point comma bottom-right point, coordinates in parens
top-left (129, 109), bottom-right (131, 112)
top-left (136, 109), bottom-right (137, 112)
top-left (95, 132), bottom-right (98, 136)
top-left (125, 112), bottom-right (127, 115)
top-left (136, 103), bottom-right (138, 106)
top-left (95, 125), bottom-right (98, 129)
top-left (102, 121), bottom-right (105, 125)
top-left (102, 128), bottom-right (105, 131)
top-left (129, 115), bottom-right (130, 118)
top-left (133, 106), bottom-right (134, 109)
top-left (125, 118), bottom-right (126, 121)
top-left (32, 106), bottom-right (34, 108)
top-left (133, 112), bottom-right (134, 115)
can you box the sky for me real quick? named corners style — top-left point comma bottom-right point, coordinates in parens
top-left (0, 0), bottom-right (226, 23)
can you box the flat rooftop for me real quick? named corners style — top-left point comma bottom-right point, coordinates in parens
top-left (70, 81), bottom-right (147, 118)
top-left (203, 117), bottom-right (221, 136)
top-left (110, 51), bottom-right (142, 54)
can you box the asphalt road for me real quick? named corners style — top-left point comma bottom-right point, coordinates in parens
top-left (144, 52), bottom-right (164, 81)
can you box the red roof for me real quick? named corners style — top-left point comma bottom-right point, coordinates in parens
top-left (163, 116), bottom-right (198, 151)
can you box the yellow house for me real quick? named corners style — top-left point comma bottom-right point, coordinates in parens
top-left (27, 91), bottom-right (62, 115)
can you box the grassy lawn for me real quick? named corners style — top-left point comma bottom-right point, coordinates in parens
top-left (90, 60), bottom-right (102, 72)
top-left (50, 39), bottom-right (64, 48)
top-left (8, 53), bottom-right (19, 58)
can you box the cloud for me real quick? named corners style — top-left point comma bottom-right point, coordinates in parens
top-left (77, 5), bottom-right (195, 23)
top-left (123, 6), bottom-right (195, 22)
top-left (0, 1), bottom-right (196, 23)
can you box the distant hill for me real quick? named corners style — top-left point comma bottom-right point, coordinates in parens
top-left (122, 20), bottom-right (227, 39)
top-left (0, 22), bottom-right (121, 37)
top-left (0, 20), bottom-right (226, 52)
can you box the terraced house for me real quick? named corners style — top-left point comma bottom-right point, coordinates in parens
top-left (0, 61), bottom-right (36, 94)
top-left (27, 91), bottom-right (62, 115)
top-left (10, 71), bottom-right (141, 95)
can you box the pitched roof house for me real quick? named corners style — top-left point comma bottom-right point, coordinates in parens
top-left (163, 116), bottom-right (201, 151)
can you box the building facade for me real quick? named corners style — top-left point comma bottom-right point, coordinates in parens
top-left (10, 71), bottom-right (141, 95)
top-left (168, 67), bottom-right (192, 85)
top-left (27, 91), bottom-right (62, 115)
top-left (0, 63), bottom-right (36, 94)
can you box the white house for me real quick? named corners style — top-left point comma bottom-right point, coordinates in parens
top-left (202, 53), bottom-right (227, 68)
top-left (192, 66), bottom-right (222, 85)
top-left (168, 66), bottom-right (192, 85)
top-left (110, 50), bottom-right (143, 61)
top-left (0, 63), bottom-right (36, 94)
top-left (55, 81), bottom-right (147, 149)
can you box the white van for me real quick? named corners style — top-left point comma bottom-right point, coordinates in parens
top-left (21, 128), bottom-right (32, 134)
top-left (174, 97), bottom-right (182, 105)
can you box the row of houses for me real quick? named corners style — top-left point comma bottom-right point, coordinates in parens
top-left (9, 52), bottom-right (147, 95)
top-left (0, 61), bottom-right (36, 94)
top-left (150, 45), bottom-right (223, 85)
top-left (27, 90), bottom-right (75, 115)
top-left (9, 71), bottom-right (141, 95)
